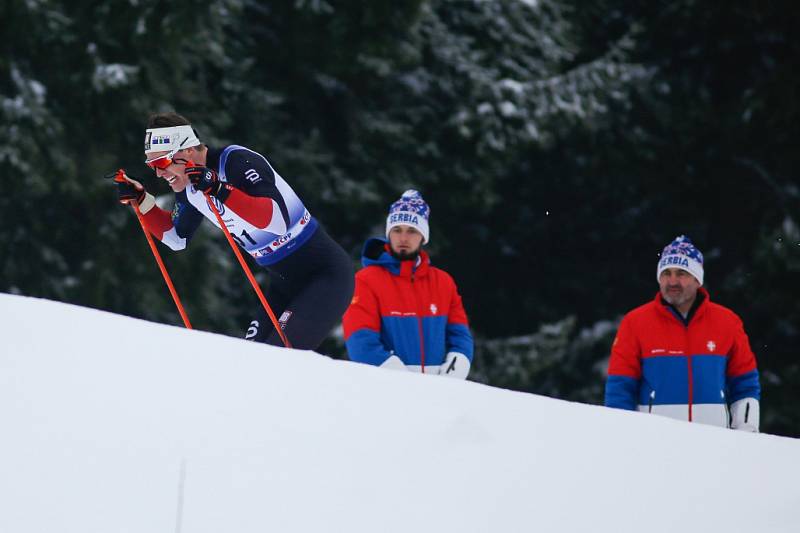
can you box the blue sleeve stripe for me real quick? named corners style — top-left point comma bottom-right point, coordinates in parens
top-left (345, 329), bottom-right (390, 366)
top-left (605, 375), bottom-right (639, 410)
top-left (727, 370), bottom-right (761, 402)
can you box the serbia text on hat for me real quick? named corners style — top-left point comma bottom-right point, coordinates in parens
top-left (656, 235), bottom-right (704, 285)
top-left (385, 189), bottom-right (431, 244)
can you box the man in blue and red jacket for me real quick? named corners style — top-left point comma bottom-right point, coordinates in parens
top-left (342, 190), bottom-right (474, 378)
top-left (604, 235), bottom-right (761, 431)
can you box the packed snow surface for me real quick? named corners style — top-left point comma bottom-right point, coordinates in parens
top-left (1, 293), bottom-right (797, 533)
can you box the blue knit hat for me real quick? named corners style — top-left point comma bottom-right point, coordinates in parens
top-left (657, 235), bottom-right (704, 285)
top-left (386, 189), bottom-right (430, 244)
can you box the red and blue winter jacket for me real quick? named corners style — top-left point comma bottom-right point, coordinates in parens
top-left (342, 239), bottom-right (473, 373)
top-left (604, 289), bottom-right (760, 427)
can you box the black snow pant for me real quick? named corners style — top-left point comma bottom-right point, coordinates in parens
top-left (245, 225), bottom-right (354, 350)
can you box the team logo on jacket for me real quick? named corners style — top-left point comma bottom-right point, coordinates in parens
top-left (272, 232), bottom-right (292, 248)
top-left (430, 303), bottom-right (438, 314)
top-left (707, 340), bottom-right (716, 352)
top-left (244, 168), bottom-right (261, 183)
top-left (254, 246), bottom-right (274, 257)
top-left (205, 194), bottom-right (225, 215)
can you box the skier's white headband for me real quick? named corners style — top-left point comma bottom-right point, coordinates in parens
top-left (144, 125), bottom-right (201, 156)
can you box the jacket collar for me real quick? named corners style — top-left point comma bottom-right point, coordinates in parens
top-left (361, 237), bottom-right (430, 278)
top-left (654, 286), bottom-right (710, 325)
top-left (204, 146), bottom-right (221, 170)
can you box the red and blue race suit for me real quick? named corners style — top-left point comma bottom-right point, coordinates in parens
top-left (141, 145), bottom-right (317, 265)
top-left (139, 144), bottom-right (353, 349)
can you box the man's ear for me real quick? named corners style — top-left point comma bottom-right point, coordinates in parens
top-left (181, 145), bottom-right (205, 164)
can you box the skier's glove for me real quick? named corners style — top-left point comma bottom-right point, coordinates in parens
top-left (186, 166), bottom-right (225, 196)
top-left (439, 352), bottom-right (470, 379)
top-left (116, 174), bottom-right (155, 214)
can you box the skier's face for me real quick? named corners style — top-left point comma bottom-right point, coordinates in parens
top-left (659, 268), bottom-right (700, 313)
top-left (144, 149), bottom-right (192, 192)
top-left (388, 225), bottom-right (423, 260)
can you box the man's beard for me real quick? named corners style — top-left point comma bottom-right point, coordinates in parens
top-left (662, 287), bottom-right (694, 308)
top-left (390, 248), bottom-right (420, 261)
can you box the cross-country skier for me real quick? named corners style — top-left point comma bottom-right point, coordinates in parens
top-left (116, 112), bottom-right (354, 350)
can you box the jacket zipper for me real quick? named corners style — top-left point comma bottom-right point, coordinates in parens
top-left (411, 273), bottom-right (426, 373)
top-left (687, 356), bottom-right (693, 422)
top-left (686, 325), bottom-right (693, 422)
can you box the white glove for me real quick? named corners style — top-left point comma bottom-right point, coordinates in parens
top-left (730, 398), bottom-right (759, 432)
top-left (440, 352), bottom-right (470, 379)
top-left (380, 354), bottom-right (408, 372)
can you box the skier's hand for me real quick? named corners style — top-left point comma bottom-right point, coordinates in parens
top-left (117, 174), bottom-right (145, 205)
top-left (114, 171), bottom-right (156, 214)
top-left (186, 166), bottom-right (222, 195)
